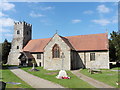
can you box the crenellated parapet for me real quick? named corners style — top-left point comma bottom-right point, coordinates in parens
top-left (14, 21), bottom-right (32, 27)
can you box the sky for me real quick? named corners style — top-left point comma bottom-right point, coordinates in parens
top-left (0, 1), bottom-right (118, 42)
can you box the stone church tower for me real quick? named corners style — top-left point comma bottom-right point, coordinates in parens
top-left (7, 21), bottom-right (32, 65)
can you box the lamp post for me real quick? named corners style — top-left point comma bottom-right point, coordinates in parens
top-left (61, 52), bottom-right (65, 70)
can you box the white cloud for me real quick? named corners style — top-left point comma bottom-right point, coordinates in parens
top-left (83, 10), bottom-right (94, 14)
top-left (0, 2), bottom-right (15, 11)
top-left (72, 19), bottom-right (81, 23)
top-left (0, 1), bottom-right (15, 41)
top-left (112, 19), bottom-right (117, 23)
top-left (40, 6), bottom-right (53, 11)
top-left (4, 33), bottom-right (13, 37)
top-left (0, 12), bottom-right (7, 17)
top-left (0, 17), bottom-right (14, 27)
top-left (30, 12), bottom-right (44, 17)
top-left (92, 19), bottom-right (110, 26)
top-left (97, 5), bottom-right (110, 13)
top-left (0, 28), bottom-right (11, 33)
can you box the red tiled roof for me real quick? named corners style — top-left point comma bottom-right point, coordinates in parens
top-left (23, 38), bottom-right (51, 52)
top-left (66, 33), bottom-right (108, 51)
top-left (23, 33), bottom-right (108, 52)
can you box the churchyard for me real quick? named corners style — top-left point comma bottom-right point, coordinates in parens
top-left (1, 65), bottom-right (119, 88)
top-left (21, 66), bottom-right (119, 88)
top-left (1, 65), bottom-right (32, 88)
top-left (80, 67), bottom-right (119, 88)
top-left (21, 67), bottom-right (94, 88)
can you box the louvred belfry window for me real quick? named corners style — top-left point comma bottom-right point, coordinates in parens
top-left (52, 44), bottom-right (60, 58)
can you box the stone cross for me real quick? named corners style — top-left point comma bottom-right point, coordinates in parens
top-left (61, 52), bottom-right (65, 70)
top-left (56, 30), bottom-right (58, 34)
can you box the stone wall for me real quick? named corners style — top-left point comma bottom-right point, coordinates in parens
top-left (7, 22), bottom-right (32, 65)
top-left (78, 51), bottom-right (109, 69)
top-left (32, 53), bottom-right (44, 67)
top-left (7, 51), bottom-right (21, 65)
top-left (44, 34), bottom-right (71, 70)
top-left (71, 51), bottom-right (84, 70)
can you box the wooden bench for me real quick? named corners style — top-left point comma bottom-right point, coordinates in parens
top-left (88, 68), bottom-right (102, 74)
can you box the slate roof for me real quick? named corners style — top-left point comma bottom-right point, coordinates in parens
top-left (23, 33), bottom-right (108, 52)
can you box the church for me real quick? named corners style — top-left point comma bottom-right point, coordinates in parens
top-left (7, 21), bottom-right (110, 70)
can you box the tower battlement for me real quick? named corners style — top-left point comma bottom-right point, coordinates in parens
top-left (14, 21), bottom-right (32, 27)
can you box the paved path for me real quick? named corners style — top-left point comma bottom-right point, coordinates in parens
top-left (71, 70), bottom-right (114, 88)
top-left (111, 70), bottom-right (120, 72)
top-left (9, 67), bottom-right (64, 88)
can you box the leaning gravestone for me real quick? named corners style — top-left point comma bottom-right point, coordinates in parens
top-left (56, 70), bottom-right (68, 79)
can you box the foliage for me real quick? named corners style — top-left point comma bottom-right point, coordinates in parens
top-left (0, 43), bottom-right (2, 65)
top-left (1, 39), bottom-right (11, 64)
top-left (21, 67), bottom-right (95, 88)
top-left (109, 31), bottom-right (120, 62)
top-left (80, 69), bottom-right (118, 88)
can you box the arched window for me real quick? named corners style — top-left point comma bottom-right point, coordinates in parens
top-left (52, 44), bottom-right (60, 58)
top-left (17, 30), bottom-right (20, 34)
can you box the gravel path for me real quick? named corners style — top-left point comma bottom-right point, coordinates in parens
top-left (8, 67), bottom-right (64, 88)
top-left (71, 70), bottom-right (114, 88)
top-left (110, 70), bottom-right (120, 72)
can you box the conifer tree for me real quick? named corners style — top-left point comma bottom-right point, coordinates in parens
top-left (109, 31), bottom-right (120, 62)
top-left (1, 39), bottom-right (11, 64)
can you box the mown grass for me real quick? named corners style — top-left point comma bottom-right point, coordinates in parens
top-left (80, 68), bottom-right (119, 88)
top-left (1, 65), bottom-right (33, 88)
top-left (21, 67), bottom-right (95, 88)
top-left (111, 67), bottom-right (120, 70)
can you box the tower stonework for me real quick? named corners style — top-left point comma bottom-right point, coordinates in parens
top-left (7, 21), bottom-right (32, 65)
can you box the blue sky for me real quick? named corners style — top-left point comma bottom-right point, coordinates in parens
top-left (0, 2), bottom-right (118, 42)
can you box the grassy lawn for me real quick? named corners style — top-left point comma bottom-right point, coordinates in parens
top-left (21, 67), bottom-right (95, 88)
top-left (80, 67), bottom-right (119, 88)
top-left (1, 65), bottom-right (33, 88)
top-left (111, 67), bottom-right (120, 70)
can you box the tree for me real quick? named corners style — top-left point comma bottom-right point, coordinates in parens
top-left (2, 39), bottom-right (11, 64)
top-left (0, 43), bottom-right (2, 65)
top-left (109, 31), bottom-right (120, 62)
top-left (109, 39), bottom-right (116, 61)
